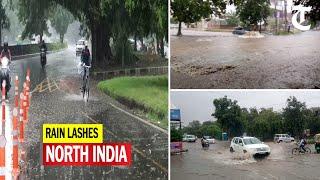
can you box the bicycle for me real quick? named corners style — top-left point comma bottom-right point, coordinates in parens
top-left (81, 64), bottom-right (91, 102)
top-left (292, 143), bottom-right (311, 155)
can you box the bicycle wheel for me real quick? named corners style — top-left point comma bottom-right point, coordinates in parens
top-left (82, 78), bottom-right (87, 99)
top-left (305, 147), bottom-right (312, 154)
top-left (292, 148), bottom-right (300, 155)
top-left (85, 83), bottom-right (90, 102)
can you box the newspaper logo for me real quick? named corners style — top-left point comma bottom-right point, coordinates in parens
top-left (292, 5), bottom-right (312, 31)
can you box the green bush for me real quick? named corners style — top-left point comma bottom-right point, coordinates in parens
top-left (171, 128), bottom-right (183, 142)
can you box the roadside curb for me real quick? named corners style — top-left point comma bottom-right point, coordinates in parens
top-left (12, 48), bottom-right (66, 61)
top-left (92, 66), bottom-right (168, 79)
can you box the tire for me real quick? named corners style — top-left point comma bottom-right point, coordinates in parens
top-left (86, 85), bottom-right (90, 102)
top-left (292, 148), bottom-right (300, 155)
top-left (82, 79), bottom-right (86, 99)
top-left (230, 147), bottom-right (234, 153)
top-left (305, 147), bottom-right (311, 154)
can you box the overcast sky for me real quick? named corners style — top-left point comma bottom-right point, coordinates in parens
top-left (171, 90), bottom-right (320, 125)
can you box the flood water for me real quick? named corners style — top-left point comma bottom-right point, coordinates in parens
top-left (171, 140), bottom-right (320, 180)
top-left (171, 29), bottom-right (320, 89)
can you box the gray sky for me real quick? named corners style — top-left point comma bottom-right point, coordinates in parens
top-left (171, 91), bottom-right (320, 125)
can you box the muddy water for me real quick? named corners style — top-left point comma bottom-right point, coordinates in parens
top-left (171, 140), bottom-right (320, 180)
top-left (171, 30), bottom-right (320, 89)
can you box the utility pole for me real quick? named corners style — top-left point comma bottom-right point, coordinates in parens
top-left (275, 0), bottom-right (278, 34)
top-left (284, 0), bottom-right (288, 32)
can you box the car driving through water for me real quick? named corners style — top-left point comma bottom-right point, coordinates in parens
top-left (230, 136), bottom-right (271, 156)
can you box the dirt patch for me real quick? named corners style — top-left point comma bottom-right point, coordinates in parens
top-left (186, 65), bottom-right (236, 76)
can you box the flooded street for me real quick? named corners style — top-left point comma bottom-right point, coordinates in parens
top-left (171, 140), bottom-right (320, 180)
top-left (171, 29), bottom-right (320, 89)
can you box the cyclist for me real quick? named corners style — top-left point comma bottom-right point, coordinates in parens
top-left (81, 45), bottom-right (90, 66)
top-left (80, 45), bottom-right (91, 92)
top-left (299, 136), bottom-right (307, 152)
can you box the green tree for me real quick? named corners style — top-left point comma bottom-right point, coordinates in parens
top-left (250, 109), bottom-right (283, 140)
top-left (18, 0), bottom-right (51, 41)
top-left (304, 109), bottom-right (320, 135)
top-left (283, 96), bottom-right (307, 137)
top-left (50, 5), bottom-right (74, 43)
top-left (212, 96), bottom-right (244, 137)
top-left (0, 0), bottom-right (10, 45)
top-left (171, 0), bottom-right (222, 36)
top-left (294, 0), bottom-right (320, 25)
top-left (171, 128), bottom-right (183, 142)
top-left (17, 0), bottom-right (168, 69)
top-left (225, 12), bottom-right (240, 26)
top-left (236, 0), bottom-right (270, 30)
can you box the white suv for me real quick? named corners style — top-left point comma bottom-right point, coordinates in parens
top-left (182, 135), bottom-right (197, 142)
top-left (230, 137), bottom-right (271, 156)
top-left (274, 134), bottom-right (295, 143)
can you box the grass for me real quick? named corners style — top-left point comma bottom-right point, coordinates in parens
top-left (97, 75), bottom-right (168, 129)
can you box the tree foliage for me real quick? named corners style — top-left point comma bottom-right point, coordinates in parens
top-left (283, 96), bottom-right (307, 137)
top-left (16, 0), bottom-right (168, 69)
top-left (17, 0), bottom-right (51, 41)
top-left (182, 120), bottom-right (222, 140)
top-left (171, 0), bottom-right (226, 36)
top-left (49, 5), bottom-right (74, 43)
top-left (181, 96), bottom-right (320, 141)
top-left (0, 0), bottom-right (10, 44)
top-left (212, 96), bottom-right (244, 137)
top-left (235, 0), bottom-right (270, 29)
top-left (294, 0), bottom-right (320, 25)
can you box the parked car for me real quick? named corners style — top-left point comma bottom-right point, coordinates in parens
top-left (274, 134), bottom-right (295, 143)
top-left (76, 39), bottom-right (87, 56)
top-left (182, 135), bottom-right (197, 142)
top-left (232, 27), bottom-right (246, 35)
top-left (203, 136), bottom-right (215, 144)
top-left (230, 136), bottom-right (270, 156)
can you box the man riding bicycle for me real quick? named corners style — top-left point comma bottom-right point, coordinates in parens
top-left (80, 45), bottom-right (91, 92)
top-left (81, 45), bottom-right (90, 67)
top-left (299, 136), bottom-right (307, 152)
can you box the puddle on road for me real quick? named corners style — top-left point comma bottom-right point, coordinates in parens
top-left (209, 151), bottom-right (257, 165)
top-left (196, 142), bottom-right (288, 166)
top-left (63, 93), bottom-right (99, 101)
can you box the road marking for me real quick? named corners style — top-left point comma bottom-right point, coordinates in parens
top-left (31, 78), bottom-right (60, 93)
top-left (81, 112), bottom-right (168, 173)
top-left (109, 103), bottom-right (167, 134)
top-left (47, 78), bottom-right (51, 92)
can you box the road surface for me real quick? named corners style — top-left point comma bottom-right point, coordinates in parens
top-left (5, 47), bottom-right (168, 179)
top-left (171, 29), bottom-right (320, 89)
top-left (171, 140), bottom-right (320, 180)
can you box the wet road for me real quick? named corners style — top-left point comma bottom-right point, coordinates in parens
top-left (171, 140), bottom-right (320, 180)
top-left (8, 47), bottom-right (168, 179)
top-left (171, 29), bottom-right (320, 89)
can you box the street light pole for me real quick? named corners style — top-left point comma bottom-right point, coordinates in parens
top-left (275, 0), bottom-right (278, 34)
top-left (284, 0), bottom-right (288, 32)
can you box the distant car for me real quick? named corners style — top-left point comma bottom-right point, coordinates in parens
top-left (182, 135), bottom-right (197, 142)
top-left (232, 27), bottom-right (246, 35)
top-left (203, 136), bottom-right (215, 144)
top-left (230, 136), bottom-right (270, 156)
top-left (76, 39), bottom-right (87, 56)
top-left (274, 134), bottom-right (295, 143)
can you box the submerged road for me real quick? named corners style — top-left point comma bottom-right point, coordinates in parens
top-left (171, 141), bottom-right (320, 180)
top-left (171, 29), bottom-right (320, 89)
top-left (6, 47), bottom-right (168, 179)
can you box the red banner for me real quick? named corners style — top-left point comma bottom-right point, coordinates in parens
top-left (43, 143), bottom-right (131, 166)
